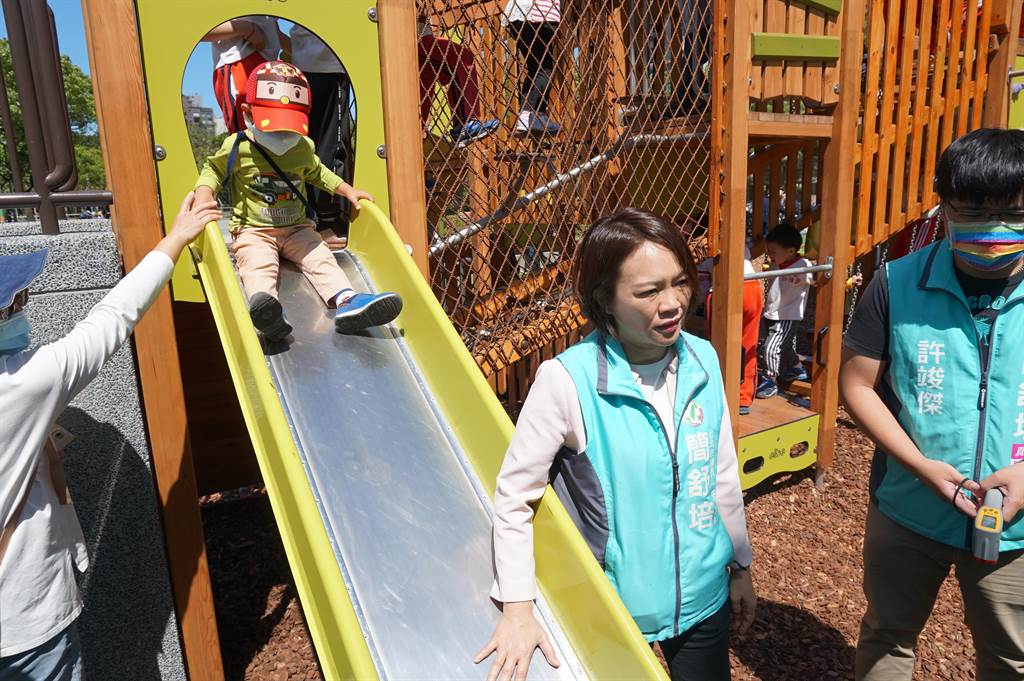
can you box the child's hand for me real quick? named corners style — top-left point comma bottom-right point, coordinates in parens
top-left (846, 273), bottom-right (864, 289)
top-left (338, 185), bottom-right (375, 212)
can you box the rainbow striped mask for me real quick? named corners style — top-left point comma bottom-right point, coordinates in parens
top-left (947, 221), bottom-right (1024, 271)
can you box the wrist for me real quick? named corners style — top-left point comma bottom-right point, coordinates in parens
top-left (502, 601), bottom-right (534, 619)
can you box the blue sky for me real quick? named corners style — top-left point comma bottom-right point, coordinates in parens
top-left (0, 0), bottom-right (279, 126)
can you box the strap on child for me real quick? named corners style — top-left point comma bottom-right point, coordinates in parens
top-left (225, 131), bottom-right (316, 223)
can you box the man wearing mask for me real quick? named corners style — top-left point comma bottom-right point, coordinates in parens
top-left (841, 128), bottom-right (1024, 681)
top-left (0, 194), bottom-right (220, 679)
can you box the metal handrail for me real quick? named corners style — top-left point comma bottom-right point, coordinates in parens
top-left (428, 129), bottom-right (709, 257)
top-left (0, 0), bottom-right (112, 233)
top-left (744, 258), bottom-right (834, 281)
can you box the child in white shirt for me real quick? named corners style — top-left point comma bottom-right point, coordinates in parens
top-left (757, 223), bottom-right (812, 398)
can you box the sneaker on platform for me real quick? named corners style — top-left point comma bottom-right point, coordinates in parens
top-left (755, 377), bottom-right (778, 399)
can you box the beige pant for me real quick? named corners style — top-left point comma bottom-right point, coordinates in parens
top-left (231, 225), bottom-right (351, 306)
top-left (856, 504), bottom-right (1024, 681)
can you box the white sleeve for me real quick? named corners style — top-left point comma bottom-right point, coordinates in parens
top-left (715, 387), bottom-right (753, 567)
top-left (46, 251), bottom-right (175, 404)
top-left (490, 360), bottom-right (582, 602)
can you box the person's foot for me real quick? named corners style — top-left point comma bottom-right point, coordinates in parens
top-left (451, 118), bottom-right (500, 144)
top-left (780, 366), bottom-right (810, 383)
top-left (513, 110), bottom-right (561, 135)
top-left (738, 405), bottom-right (751, 416)
top-left (756, 377), bottom-right (778, 399)
top-left (318, 229), bottom-right (348, 251)
top-left (249, 292), bottom-right (292, 342)
top-left (334, 292), bottom-right (403, 334)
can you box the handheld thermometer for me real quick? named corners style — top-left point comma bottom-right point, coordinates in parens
top-left (973, 488), bottom-right (1004, 564)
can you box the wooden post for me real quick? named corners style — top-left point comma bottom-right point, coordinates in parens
top-left (711, 0), bottom-right (752, 425)
top-left (378, 0), bottom-right (431, 279)
top-left (80, 1), bottom-right (224, 679)
top-left (983, 0), bottom-right (1023, 128)
top-left (810, 0), bottom-right (866, 478)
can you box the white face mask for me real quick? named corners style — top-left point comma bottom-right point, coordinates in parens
top-left (247, 119), bottom-right (301, 156)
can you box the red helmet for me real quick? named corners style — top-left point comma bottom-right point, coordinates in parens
top-left (244, 60), bottom-right (311, 135)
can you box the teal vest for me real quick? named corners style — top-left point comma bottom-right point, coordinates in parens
top-left (879, 241), bottom-right (1024, 551)
top-left (554, 331), bottom-right (733, 642)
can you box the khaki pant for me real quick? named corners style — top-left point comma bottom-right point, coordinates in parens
top-left (856, 504), bottom-right (1024, 681)
top-left (231, 225), bottom-right (351, 306)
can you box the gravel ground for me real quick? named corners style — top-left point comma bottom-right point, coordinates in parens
top-left (202, 412), bottom-right (976, 680)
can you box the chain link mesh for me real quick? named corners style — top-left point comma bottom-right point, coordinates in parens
top-left (416, 0), bottom-right (714, 412)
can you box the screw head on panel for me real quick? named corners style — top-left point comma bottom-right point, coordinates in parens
top-left (154, 144), bottom-right (167, 161)
top-left (376, 144), bottom-right (387, 159)
top-left (368, 7), bottom-right (378, 22)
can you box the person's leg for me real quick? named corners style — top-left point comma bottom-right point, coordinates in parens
top-left (447, 41), bottom-right (481, 123)
top-left (531, 22), bottom-right (557, 114)
top-left (956, 549), bottom-right (1024, 681)
top-left (508, 20), bottom-right (536, 111)
top-left (279, 225), bottom-right (353, 306)
top-left (780, 318), bottom-right (802, 374)
top-left (740, 280), bottom-right (763, 407)
top-left (0, 621), bottom-right (84, 681)
top-left (232, 228), bottom-right (291, 340)
top-left (760, 319), bottom-right (787, 379)
top-left (304, 72), bottom-right (347, 234)
top-left (230, 228), bottom-right (282, 300)
top-left (855, 504), bottom-right (954, 681)
top-left (659, 602), bottom-right (732, 681)
top-left (418, 36), bottom-right (448, 125)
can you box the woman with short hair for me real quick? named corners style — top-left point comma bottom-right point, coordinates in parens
top-left (475, 207), bottom-right (756, 681)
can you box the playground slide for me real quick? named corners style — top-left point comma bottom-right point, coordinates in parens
top-left (188, 203), bottom-right (666, 680)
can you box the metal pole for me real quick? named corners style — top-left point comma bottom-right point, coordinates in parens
top-left (744, 259), bottom-right (833, 280)
top-left (428, 130), bottom-right (708, 257)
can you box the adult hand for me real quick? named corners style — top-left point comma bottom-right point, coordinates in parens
top-left (474, 602), bottom-right (560, 681)
top-left (729, 569), bottom-right (756, 635)
top-left (980, 463), bottom-right (1024, 523)
top-left (915, 458), bottom-right (981, 517)
top-left (155, 192), bottom-right (221, 262)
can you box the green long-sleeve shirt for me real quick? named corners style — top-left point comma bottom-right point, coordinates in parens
top-left (195, 134), bottom-right (344, 229)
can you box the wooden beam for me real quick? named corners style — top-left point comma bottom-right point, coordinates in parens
top-left (983, 0), bottom-right (1024, 127)
top-left (810, 0), bottom-right (866, 477)
top-left (80, 1), bottom-right (224, 679)
top-left (712, 0), bottom-right (752, 431)
top-left (797, 0), bottom-right (842, 15)
top-left (751, 33), bottom-right (841, 60)
top-left (378, 0), bottom-right (430, 279)
top-left (748, 112), bottom-right (834, 138)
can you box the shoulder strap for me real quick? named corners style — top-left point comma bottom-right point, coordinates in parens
top-left (224, 132), bottom-right (247, 224)
top-left (249, 140), bottom-right (315, 219)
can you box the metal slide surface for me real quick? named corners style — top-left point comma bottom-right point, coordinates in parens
top-left (261, 249), bottom-right (582, 680)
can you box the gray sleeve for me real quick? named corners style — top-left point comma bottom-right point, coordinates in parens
top-left (843, 267), bottom-right (890, 362)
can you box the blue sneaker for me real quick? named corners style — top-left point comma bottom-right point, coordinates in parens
top-left (451, 118), bottom-right (500, 145)
top-left (335, 292), bottom-right (403, 334)
top-left (756, 377), bottom-right (778, 399)
top-left (738, 405), bottom-right (751, 416)
top-left (780, 366), bottom-right (810, 383)
top-left (249, 292), bottom-right (292, 342)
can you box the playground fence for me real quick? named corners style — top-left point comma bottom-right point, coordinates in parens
top-left (417, 0), bottom-right (715, 413)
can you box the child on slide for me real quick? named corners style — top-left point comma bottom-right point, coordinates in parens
top-left (195, 60), bottom-right (402, 341)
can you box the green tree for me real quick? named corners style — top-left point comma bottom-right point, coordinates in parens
top-left (0, 38), bottom-right (106, 194)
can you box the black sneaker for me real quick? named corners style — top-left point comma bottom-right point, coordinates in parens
top-left (248, 292), bottom-right (292, 342)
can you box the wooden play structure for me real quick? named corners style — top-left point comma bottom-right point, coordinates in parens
top-left (3, 0), bottom-right (1015, 677)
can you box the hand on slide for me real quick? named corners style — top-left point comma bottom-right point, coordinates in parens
top-left (474, 602), bottom-right (560, 681)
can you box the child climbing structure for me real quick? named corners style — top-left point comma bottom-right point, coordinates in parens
top-left (414, 0), bottom-right (1019, 488)
top-left (77, 0), bottom-right (1022, 677)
